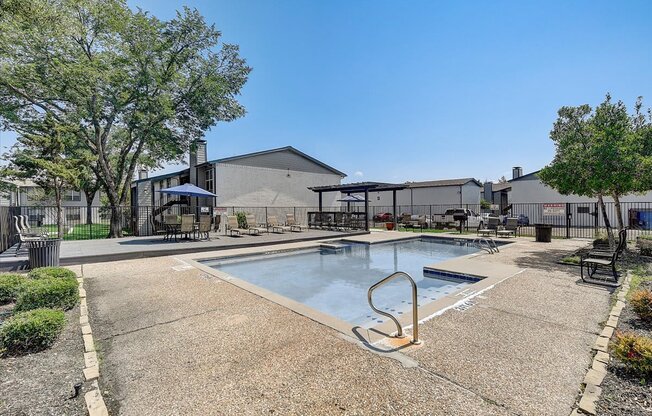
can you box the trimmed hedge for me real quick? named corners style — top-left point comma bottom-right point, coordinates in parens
top-left (15, 277), bottom-right (79, 312)
top-left (0, 308), bottom-right (66, 356)
top-left (0, 273), bottom-right (27, 304)
top-left (28, 267), bottom-right (77, 280)
top-left (611, 331), bottom-right (652, 374)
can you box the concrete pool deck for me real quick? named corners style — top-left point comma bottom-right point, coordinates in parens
top-left (0, 228), bottom-right (363, 271)
top-left (80, 232), bottom-right (613, 415)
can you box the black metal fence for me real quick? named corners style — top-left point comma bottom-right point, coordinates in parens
top-left (1, 202), bottom-right (651, 252)
top-left (1, 206), bottom-right (20, 253)
top-left (370, 202), bottom-right (652, 238)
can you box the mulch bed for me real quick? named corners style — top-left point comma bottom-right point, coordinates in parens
top-left (0, 306), bottom-right (87, 416)
top-left (596, 279), bottom-right (652, 416)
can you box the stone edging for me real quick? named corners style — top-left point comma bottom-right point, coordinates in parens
top-left (570, 272), bottom-right (631, 416)
top-left (77, 273), bottom-right (109, 416)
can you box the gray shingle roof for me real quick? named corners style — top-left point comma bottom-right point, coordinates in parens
top-left (405, 178), bottom-right (482, 188)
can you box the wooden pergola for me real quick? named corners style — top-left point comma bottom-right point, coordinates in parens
top-left (308, 182), bottom-right (408, 231)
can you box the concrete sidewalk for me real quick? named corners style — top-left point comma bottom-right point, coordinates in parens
top-left (83, 236), bottom-right (611, 415)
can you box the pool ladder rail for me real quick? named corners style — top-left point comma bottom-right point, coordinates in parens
top-left (367, 271), bottom-right (421, 345)
top-left (472, 237), bottom-right (499, 254)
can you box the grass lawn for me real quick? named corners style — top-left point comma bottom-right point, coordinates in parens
top-left (40, 223), bottom-right (111, 240)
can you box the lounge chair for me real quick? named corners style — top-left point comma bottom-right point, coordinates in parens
top-left (266, 215), bottom-right (290, 233)
top-left (497, 217), bottom-right (519, 238)
top-left (245, 214), bottom-right (266, 235)
top-left (19, 215), bottom-right (47, 237)
top-left (196, 215), bottom-right (212, 240)
top-left (580, 229), bottom-right (627, 285)
top-left (478, 217), bottom-right (500, 236)
top-left (285, 213), bottom-right (305, 232)
top-left (13, 216), bottom-right (45, 255)
top-left (226, 215), bottom-right (246, 237)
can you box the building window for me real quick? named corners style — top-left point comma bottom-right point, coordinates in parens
top-left (205, 168), bottom-right (214, 193)
top-left (64, 190), bottom-right (82, 202)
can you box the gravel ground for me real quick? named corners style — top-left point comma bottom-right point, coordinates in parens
top-left (596, 278), bottom-right (652, 416)
top-left (0, 306), bottom-right (86, 416)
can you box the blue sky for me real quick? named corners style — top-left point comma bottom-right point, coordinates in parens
top-left (1, 0), bottom-right (651, 183)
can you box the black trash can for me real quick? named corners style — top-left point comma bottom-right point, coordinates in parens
top-left (534, 224), bottom-right (553, 243)
top-left (27, 238), bottom-right (62, 269)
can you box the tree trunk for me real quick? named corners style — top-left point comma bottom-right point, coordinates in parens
top-left (108, 205), bottom-right (123, 238)
top-left (84, 189), bottom-right (96, 225)
top-left (597, 193), bottom-right (615, 249)
top-left (612, 193), bottom-right (625, 231)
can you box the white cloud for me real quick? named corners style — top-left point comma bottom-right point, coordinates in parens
top-left (354, 171), bottom-right (364, 177)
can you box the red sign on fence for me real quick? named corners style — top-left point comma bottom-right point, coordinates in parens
top-left (543, 203), bottom-right (566, 216)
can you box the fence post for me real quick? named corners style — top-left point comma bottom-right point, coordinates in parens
top-left (566, 203), bottom-right (571, 239)
top-left (594, 202), bottom-right (599, 236)
top-left (265, 207), bottom-right (268, 226)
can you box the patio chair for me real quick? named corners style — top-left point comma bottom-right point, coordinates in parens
top-left (149, 215), bottom-right (168, 239)
top-left (266, 215), bottom-right (289, 233)
top-left (497, 217), bottom-right (519, 238)
top-left (245, 214), bottom-right (266, 235)
top-left (580, 229), bottom-right (627, 285)
top-left (340, 213), bottom-right (353, 230)
top-left (179, 214), bottom-right (196, 240)
top-left (196, 215), bottom-right (212, 240)
top-left (308, 212), bottom-right (317, 229)
top-left (478, 217), bottom-right (500, 236)
top-left (163, 214), bottom-right (181, 241)
top-left (286, 213), bottom-right (305, 232)
top-left (399, 213), bottom-right (412, 228)
top-left (14, 216), bottom-right (45, 255)
top-left (226, 215), bottom-right (246, 237)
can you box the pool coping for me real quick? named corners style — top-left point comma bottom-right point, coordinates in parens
top-left (184, 232), bottom-right (526, 345)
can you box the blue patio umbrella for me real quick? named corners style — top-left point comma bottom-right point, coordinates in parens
top-left (157, 183), bottom-right (218, 198)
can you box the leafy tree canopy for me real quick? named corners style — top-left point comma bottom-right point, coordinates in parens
top-left (0, 0), bottom-right (251, 236)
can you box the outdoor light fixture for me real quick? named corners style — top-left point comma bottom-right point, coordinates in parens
top-left (286, 168), bottom-right (291, 178)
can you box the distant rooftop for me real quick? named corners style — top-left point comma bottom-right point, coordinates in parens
top-left (405, 178), bottom-right (482, 188)
top-left (309, 182), bottom-right (408, 193)
top-left (492, 182), bottom-right (512, 192)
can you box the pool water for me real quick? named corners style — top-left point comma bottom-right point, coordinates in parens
top-left (202, 238), bottom-right (479, 327)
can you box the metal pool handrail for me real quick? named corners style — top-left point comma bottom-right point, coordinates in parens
top-left (367, 271), bottom-right (421, 344)
top-left (472, 237), bottom-right (499, 254)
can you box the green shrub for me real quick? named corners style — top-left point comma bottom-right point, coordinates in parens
top-left (235, 211), bottom-right (248, 228)
top-left (0, 273), bottom-right (27, 304)
top-left (28, 267), bottom-right (77, 280)
top-left (15, 277), bottom-right (78, 312)
top-left (611, 331), bottom-right (652, 374)
top-left (631, 290), bottom-right (652, 321)
top-left (0, 308), bottom-right (66, 356)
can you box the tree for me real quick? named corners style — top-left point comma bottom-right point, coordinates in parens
top-left (0, 0), bottom-right (251, 237)
top-left (540, 94), bottom-right (652, 245)
top-left (498, 176), bottom-right (508, 183)
top-left (3, 114), bottom-right (80, 238)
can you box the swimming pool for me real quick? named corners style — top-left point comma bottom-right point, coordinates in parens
top-left (201, 237), bottom-right (481, 327)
